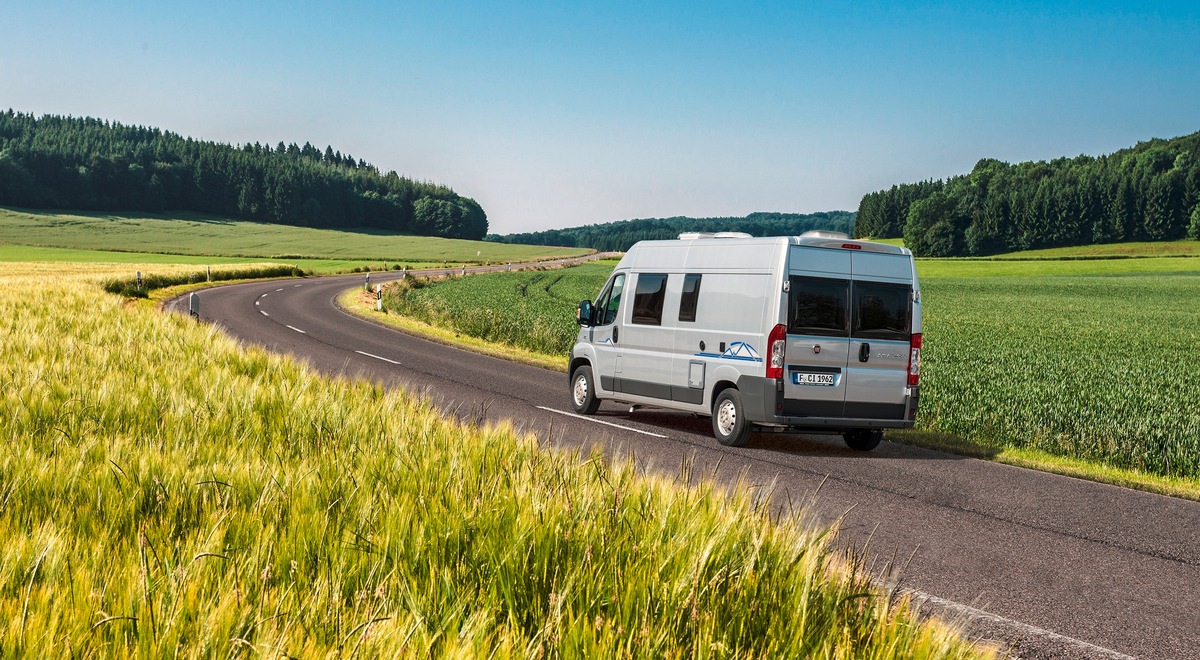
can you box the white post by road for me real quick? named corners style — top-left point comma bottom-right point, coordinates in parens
top-left (376, 284), bottom-right (383, 311)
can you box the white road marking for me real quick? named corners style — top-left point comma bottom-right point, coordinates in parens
top-left (355, 350), bottom-right (401, 365)
top-left (900, 588), bottom-right (1134, 659)
top-left (286, 325), bottom-right (306, 334)
top-left (276, 288), bottom-right (284, 292)
top-left (294, 284), bottom-right (302, 287)
top-left (535, 406), bottom-right (668, 438)
top-left (255, 300), bottom-right (260, 306)
top-left (260, 311), bottom-right (269, 317)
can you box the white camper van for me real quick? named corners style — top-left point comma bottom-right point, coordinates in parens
top-left (569, 232), bottom-right (922, 451)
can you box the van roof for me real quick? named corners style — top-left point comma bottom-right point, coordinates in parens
top-left (671, 232), bottom-right (910, 255)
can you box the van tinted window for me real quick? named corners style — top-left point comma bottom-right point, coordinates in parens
top-left (853, 282), bottom-right (911, 340)
top-left (594, 273), bottom-right (625, 326)
top-left (788, 276), bottom-right (849, 337)
top-left (679, 274), bottom-right (701, 322)
top-left (632, 274), bottom-right (668, 326)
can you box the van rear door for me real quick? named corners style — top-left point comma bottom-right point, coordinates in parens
top-left (783, 246), bottom-right (853, 417)
top-left (844, 252), bottom-right (913, 420)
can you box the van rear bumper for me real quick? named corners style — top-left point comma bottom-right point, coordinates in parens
top-left (737, 375), bottom-right (917, 432)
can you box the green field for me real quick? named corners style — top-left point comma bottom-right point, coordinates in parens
top-left (993, 239), bottom-right (1200, 259)
top-left (0, 207), bottom-right (589, 267)
top-left (0, 262), bottom-right (984, 657)
top-left (383, 249), bottom-right (1200, 482)
top-left (382, 261), bottom-right (617, 355)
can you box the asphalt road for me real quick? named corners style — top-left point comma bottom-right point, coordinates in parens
top-left (174, 264), bottom-right (1200, 659)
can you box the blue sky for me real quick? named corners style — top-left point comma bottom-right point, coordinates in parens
top-left (4, 1), bottom-right (1199, 233)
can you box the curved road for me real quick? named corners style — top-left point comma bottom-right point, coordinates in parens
top-left (176, 266), bottom-right (1199, 659)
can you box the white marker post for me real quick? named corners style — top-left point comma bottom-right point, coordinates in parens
top-left (365, 272), bottom-right (371, 291)
top-left (376, 284), bottom-right (383, 311)
top-left (206, 265), bottom-right (211, 282)
top-left (136, 270), bottom-right (143, 291)
top-left (401, 266), bottom-right (407, 280)
top-left (189, 292), bottom-right (200, 319)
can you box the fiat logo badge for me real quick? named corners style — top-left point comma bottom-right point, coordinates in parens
top-left (813, 345), bottom-right (821, 354)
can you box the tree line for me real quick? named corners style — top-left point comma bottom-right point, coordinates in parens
top-left (0, 110), bottom-right (487, 239)
top-left (855, 131), bottom-right (1200, 256)
top-left (487, 211), bottom-right (856, 252)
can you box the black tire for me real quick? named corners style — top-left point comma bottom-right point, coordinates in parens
top-left (843, 429), bottom-right (883, 452)
top-left (712, 389), bottom-right (752, 447)
top-left (570, 365), bottom-right (601, 415)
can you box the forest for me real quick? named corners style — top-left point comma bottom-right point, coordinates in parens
top-left (0, 110), bottom-right (488, 240)
top-left (487, 211), bottom-right (856, 252)
top-left (855, 130), bottom-right (1200, 256)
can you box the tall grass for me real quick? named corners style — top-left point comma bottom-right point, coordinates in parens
top-left (100, 264), bottom-right (308, 297)
top-left (0, 263), bottom-right (988, 657)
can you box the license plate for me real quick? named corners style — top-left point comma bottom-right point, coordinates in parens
top-left (794, 372), bottom-right (835, 386)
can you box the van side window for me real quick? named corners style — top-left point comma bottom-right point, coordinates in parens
top-left (631, 273), bottom-right (668, 326)
top-left (593, 273), bottom-right (625, 326)
top-left (678, 274), bottom-right (702, 322)
top-left (852, 282), bottom-right (911, 341)
top-left (788, 276), bottom-right (849, 337)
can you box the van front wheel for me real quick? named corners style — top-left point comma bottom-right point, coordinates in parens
top-left (712, 389), bottom-right (752, 447)
top-left (843, 429), bottom-right (883, 451)
top-left (570, 365), bottom-right (601, 415)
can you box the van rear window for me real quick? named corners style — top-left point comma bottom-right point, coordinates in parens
top-left (853, 282), bottom-right (911, 340)
top-left (788, 276), bottom-right (849, 337)
top-left (632, 274), bottom-right (668, 326)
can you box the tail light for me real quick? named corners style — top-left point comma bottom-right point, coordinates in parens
top-left (766, 323), bottom-right (786, 380)
top-left (907, 333), bottom-right (922, 387)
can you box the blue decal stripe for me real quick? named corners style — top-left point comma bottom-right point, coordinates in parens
top-left (693, 353), bottom-right (763, 362)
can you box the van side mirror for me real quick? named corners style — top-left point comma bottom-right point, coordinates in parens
top-left (577, 300), bottom-right (593, 326)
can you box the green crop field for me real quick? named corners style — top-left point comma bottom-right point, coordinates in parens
top-left (995, 239), bottom-right (1200, 259)
top-left (382, 261), bottom-right (617, 355)
top-left (382, 250), bottom-right (1200, 482)
top-left (0, 261), bottom-right (984, 657)
top-left (0, 206), bottom-right (589, 266)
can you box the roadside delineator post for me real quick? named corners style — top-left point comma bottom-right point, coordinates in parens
top-left (401, 266), bottom-right (407, 280)
top-left (136, 270), bottom-right (143, 291)
top-left (189, 292), bottom-right (200, 320)
top-left (206, 265), bottom-right (211, 282)
top-left (376, 284), bottom-right (383, 311)
top-left (365, 272), bottom-right (371, 291)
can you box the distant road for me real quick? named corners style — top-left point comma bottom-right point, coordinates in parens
top-left (175, 261), bottom-right (1200, 659)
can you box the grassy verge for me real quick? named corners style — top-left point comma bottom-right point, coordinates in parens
top-left (889, 431), bottom-right (1200, 501)
top-left (0, 261), bottom-right (989, 657)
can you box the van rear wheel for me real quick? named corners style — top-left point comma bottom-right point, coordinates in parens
top-left (570, 365), bottom-right (601, 415)
top-left (843, 429), bottom-right (883, 451)
top-left (712, 389), bottom-right (752, 447)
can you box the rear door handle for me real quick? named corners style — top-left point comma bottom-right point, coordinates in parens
top-left (613, 326), bottom-right (619, 344)
top-left (859, 342), bottom-right (870, 362)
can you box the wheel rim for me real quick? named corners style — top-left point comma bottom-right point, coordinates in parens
top-left (716, 399), bottom-right (737, 436)
top-left (573, 374), bottom-right (588, 406)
